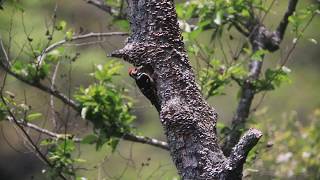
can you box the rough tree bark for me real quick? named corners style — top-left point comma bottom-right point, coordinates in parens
top-left (111, 0), bottom-right (262, 179)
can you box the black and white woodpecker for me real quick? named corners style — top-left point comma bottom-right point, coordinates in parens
top-left (129, 66), bottom-right (160, 112)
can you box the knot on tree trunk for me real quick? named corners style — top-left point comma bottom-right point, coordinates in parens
top-left (250, 25), bottom-right (281, 52)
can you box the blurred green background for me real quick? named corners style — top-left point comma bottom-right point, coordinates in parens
top-left (0, 0), bottom-right (319, 179)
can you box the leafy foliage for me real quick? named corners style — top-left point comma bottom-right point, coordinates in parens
top-left (0, 91), bottom-right (45, 122)
top-left (177, 0), bottom-right (267, 39)
top-left (200, 59), bottom-right (247, 98)
top-left (41, 139), bottom-right (85, 179)
top-left (46, 47), bottom-right (65, 63)
top-left (11, 61), bottom-right (50, 82)
top-left (104, 0), bottom-right (129, 30)
top-left (75, 61), bottom-right (135, 151)
top-left (248, 108), bottom-right (320, 179)
top-left (289, 4), bottom-right (320, 36)
top-left (253, 67), bottom-right (291, 93)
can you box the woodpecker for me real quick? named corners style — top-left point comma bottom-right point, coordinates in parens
top-left (129, 66), bottom-right (160, 111)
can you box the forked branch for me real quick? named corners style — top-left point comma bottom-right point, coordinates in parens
top-left (222, 0), bottom-right (300, 156)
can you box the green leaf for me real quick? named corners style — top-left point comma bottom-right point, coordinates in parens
top-left (252, 49), bottom-right (268, 61)
top-left (11, 61), bottom-right (49, 81)
top-left (184, 3), bottom-right (197, 19)
top-left (241, 9), bottom-right (250, 17)
top-left (38, 64), bottom-right (50, 80)
top-left (56, 20), bottom-right (67, 31)
top-left (94, 61), bottom-right (122, 82)
top-left (65, 29), bottom-right (74, 41)
top-left (189, 28), bottom-right (202, 40)
top-left (40, 139), bottom-right (55, 146)
top-left (46, 49), bottom-right (62, 62)
top-left (217, 122), bottom-right (226, 130)
top-left (113, 19), bottom-right (130, 31)
top-left (27, 113), bottom-right (42, 121)
top-left (175, 4), bottom-right (184, 18)
top-left (109, 138), bottom-right (120, 152)
top-left (81, 134), bottom-right (98, 144)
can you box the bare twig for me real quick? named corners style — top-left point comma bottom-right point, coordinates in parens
top-left (21, 13), bottom-right (37, 58)
top-left (0, 123), bottom-right (26, 154)
top-left (261, 0), bottom-right (277, 23)
top-left (123, 134), bottom-right (169, 150)
top-left (6, 116), bottom-right (82, 142)
top-left (37, 4), bottom-right (58, 70)
top-left (83, 0), bottom-right (115, 15)
top-left (50, 61), bottom-right (61, 129)
top-left (37, 32), bottom-right (129, 65)
top-left (0, 63), bottom-right (79, 109)
top-left (5, 115), bottom-right (170, 150)
top-left (231, 21), bottom-right (250, 37)
top-left (118, 0), bottom-right (126, 18)
top-left (0, 74), bottom-right (67, 180)
top-left (0, 36), bottom-right (10, 66)
top-left (280, 12), bottom-right (316, 66)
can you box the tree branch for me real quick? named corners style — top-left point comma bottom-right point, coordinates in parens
top-left (83, 0), bottom-right (115, 15)
top-left (0, 36), bottom-right (11, 66)
top-left (226, 128), bottom-right (263, 179)
top-left (231, 21), bottom-right (250, 37)
top-left (223, 0), bottom-right (300, 155)
top-left (123, 134), bottom-right (169, 150)
top-left (0, 84), bottom-right (67, 180)
top-left (0, 39), bottom-right (169, 151)
top-left (5, 116), bottom-right (169, 150)
top-left (223, 30), bottom-right (264, 156)
top-left (6, 116), bottom-right (82, 142)
top-left (276, 0), bottom-right (299, 41)
top-left (37, 32), bottom-right (129, 65)
top-left (0, 62), bottom-right (79, 109)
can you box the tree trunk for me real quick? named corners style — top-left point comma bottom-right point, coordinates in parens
top-left (111, 0), bottom-right (262, 179)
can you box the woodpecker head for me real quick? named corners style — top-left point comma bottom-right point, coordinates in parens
top-left (128, 66), bottom-right (154, 85)
top-left (128, 67), bottom-right (139, 78)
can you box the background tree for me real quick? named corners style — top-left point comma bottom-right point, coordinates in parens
top-left (0, 0), bottom-right (319, 179)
